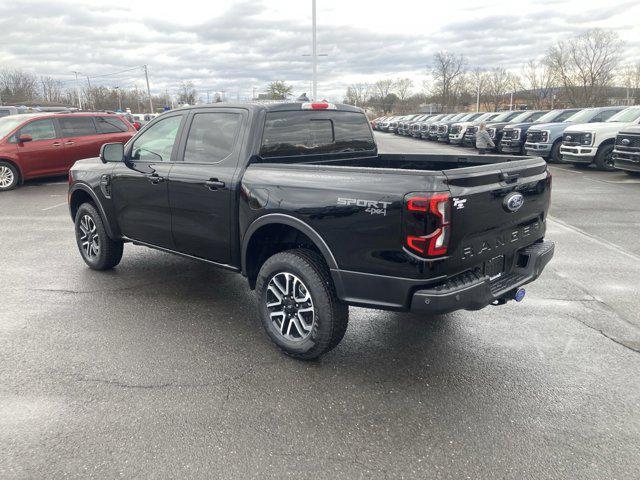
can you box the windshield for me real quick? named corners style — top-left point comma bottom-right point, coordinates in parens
top-left (0, 116), bottom-right (27, 139)
top-left (534, 110), bottom-right (563, 124)
top-left (490, 111), bottom-right (520, 122)
top-left (511, 111), bottom-right (543, 123)
top-left (565, 108), bottom-right (597, 124)
top-left (607, 107), bottom-right (640, 123)
top-left (457, 113), bottom-right (475, 122)
top-left (475, 112), bottom-right (494, 122)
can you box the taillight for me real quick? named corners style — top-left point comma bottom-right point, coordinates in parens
top-left (403, 193), bottom-right (451, 258)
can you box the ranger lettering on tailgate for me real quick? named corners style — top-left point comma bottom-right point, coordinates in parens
top-left (461, 221), bottom-right (541, 260)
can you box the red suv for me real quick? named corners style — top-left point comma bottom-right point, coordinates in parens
top-left (0, 112), bottom-right (136, 191)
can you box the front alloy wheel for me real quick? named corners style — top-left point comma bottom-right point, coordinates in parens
top-left (0, 163), bottom-right (18, 191)
top-left (78, 215), bottom-right (100, 260)
top-left (266, 272), bottom-right (315, 341)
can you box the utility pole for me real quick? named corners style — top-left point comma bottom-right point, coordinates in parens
top-left (143, 65), bottom-right (153, 113)
top-left (476, 82), bottom-right (481, 112)
top-left (86, 76), bottom-right (93, 110)
top-left (312, 0), bottom-right (317, 100)
top-left (72, 71), bottom-right (83, 110)
top-left (114, 86), bottom-right (122, 111)
top-left (509, 91), bottom-right (514, 111)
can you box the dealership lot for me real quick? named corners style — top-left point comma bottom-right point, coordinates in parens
top-left (1, 134), bottom-right (640, 478)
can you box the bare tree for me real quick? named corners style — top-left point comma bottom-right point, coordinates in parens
top-left (266, 80), bottom-right (292, 100)
top-left (372, 79), bottom-right (397, 113)
top-left (521, 60), bottom-right (555, 108)
top-left (394, 78), bottom-right (414, 102)
top-left (484, 68), bottom-right (517, 111)
top-left (0, 69), bottom-right (39, 104)
top-left (545, 29), bottom-right (622, 107)
top-left (344, 82), bottom-right (371, 107)
top-left (40, 76), bottom-right (65, 104)
top-left (619, 62), bottom-right (640, 105)
top-left (469, 69), bottom-right (489, 110)
top-left (431, 51), bottom-right (466, 110)
top-left (178, 81), bottom-right (198, 105)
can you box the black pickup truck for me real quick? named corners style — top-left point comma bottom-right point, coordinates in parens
top-left (68, 102), bottom-right (554, 360)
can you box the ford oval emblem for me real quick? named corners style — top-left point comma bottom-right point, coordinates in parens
top-left (504, 192), bottom-right (524, 212)
top-left (566, 135), bottom-right (572, 141)
top-left (621, 138), bottom-right (631, 146)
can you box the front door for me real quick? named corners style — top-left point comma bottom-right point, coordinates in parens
top-left (14, 118), bottom-right (66, 177)
top-left (111, 113), bottom-right (185, 249)
top-left (168, 109), bottom-right (245, 263)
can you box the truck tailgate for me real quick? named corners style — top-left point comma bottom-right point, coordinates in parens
top-left (442, 157), bottom-right (550, 276)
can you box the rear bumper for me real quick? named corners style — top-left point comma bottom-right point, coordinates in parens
top-left (410, 241), bottom-right (554, 314)
top-left (332, 240), bottom-right (555, 314)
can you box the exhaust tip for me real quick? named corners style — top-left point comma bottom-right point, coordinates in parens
top-left (514, 288), bottom-right (526, 302)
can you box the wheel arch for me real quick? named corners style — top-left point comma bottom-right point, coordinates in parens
top-left (69, 184), bottom-right (118, 239)
top-left (242, 214), bottom-right (338, 289)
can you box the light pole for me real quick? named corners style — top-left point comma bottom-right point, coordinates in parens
top-left (114, 86), bottom-right (122, 111)
top-left (72, 71), bottom-right (83, 110)
top-left (303, 0), bottom-right (328, 100)
top-left (143, 65), bottom-right (153, 113)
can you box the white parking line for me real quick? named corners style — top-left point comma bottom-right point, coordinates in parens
top-left (42, 202), bottom-right (67, 211)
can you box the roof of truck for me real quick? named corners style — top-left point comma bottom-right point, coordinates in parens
top-left (170, 101), bottom-right (365, 114)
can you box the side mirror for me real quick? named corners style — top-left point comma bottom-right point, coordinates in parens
top-left (100, 142), bottom-right (125, 164)
top-left (18, 134), bottom-right (33, 143)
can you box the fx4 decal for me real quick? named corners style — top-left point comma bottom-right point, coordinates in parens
top-left (453, 198), bottom-right (467, 210)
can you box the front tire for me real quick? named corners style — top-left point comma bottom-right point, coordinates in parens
top-left (594, 144), bottom-right (616, 171)
top-left (0, 161), bottom-right (19, 191)
top-left (549, 141), bottom-right (562, 163)
top-left (256, 249), bottom-right (348, 360)
top-left (74, 203), bottom-right (123, 270)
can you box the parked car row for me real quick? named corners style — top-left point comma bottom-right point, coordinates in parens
top-left (371, 105), bottom-right (640, 174)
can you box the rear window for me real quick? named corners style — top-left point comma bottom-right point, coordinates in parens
top-left (260, 111), bottom-right (375, 158)
top-left (96, 116), bottom-right (129, 134)
top-left (59, 117), bottom-right (97, 137)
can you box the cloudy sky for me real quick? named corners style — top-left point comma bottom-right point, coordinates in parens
top-left (1, 0), bottom-right (639, 101)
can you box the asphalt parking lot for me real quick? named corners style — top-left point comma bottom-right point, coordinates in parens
top-left (2, 134), bottom-right (640, 479)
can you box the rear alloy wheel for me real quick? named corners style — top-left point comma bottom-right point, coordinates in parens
top-left (0, 162), bottom-right (18, 191)
top-left (74, 203), bottom-right (123, 270)
top-left (594, 144), bottom-right (616, 171)
top-left (256, 249), bottom-right (349, 360)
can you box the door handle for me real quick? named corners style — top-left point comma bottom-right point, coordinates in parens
top-left (205, 178), bottom-right (225, 190)
top-left (52, 142), bottom-right (62, 147)
top-left (147, 173), bottom-right (165, 185)
top-left (65, 141), bottom-right (75, 145)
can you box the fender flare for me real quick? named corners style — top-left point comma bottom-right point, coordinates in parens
top-left (241, 213), bottom-right (338, 274)
top-left (69, 183), bottom-right (118, 239)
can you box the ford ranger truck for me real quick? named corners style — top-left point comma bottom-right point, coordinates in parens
top-left (561, 106), bottom-right (640, 171)
top-left (613, 126), bottom-right (640, 175)
top-left (525, 107), bottom-right (624, 162)
top-left (68, 102), bottom-right (555, 360)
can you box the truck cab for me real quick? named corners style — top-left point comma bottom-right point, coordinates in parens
top-left (561, 106), bottom-right (640, 171)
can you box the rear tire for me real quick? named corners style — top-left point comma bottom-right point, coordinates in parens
top-left (0, 161), bottom-right (19, 191)
top-left (74, 203), bottom-right (123, 270)
top-left (256, 249), bottom-right (348, 360)
top-left (594, 144), bottom-right (616, 171)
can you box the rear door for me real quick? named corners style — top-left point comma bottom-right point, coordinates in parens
top-left (168, 108), bottom-right (246, 263)
top-left (57, 116), bottom-right (100, 168)
top-left (443, 158), bottom-right (551, 277)
top-left (13, 118), bottom-right (66, 177)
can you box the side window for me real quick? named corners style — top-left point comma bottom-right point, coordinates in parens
top-left (591, 110), bottom-right (617, 123)
top-left (183, 112), bottom-right (241, 163)
top-left (96, 116), bottom-right (128, 134)
top-left (20, 119), bottom-right (57, 141)
top-left (0, 109), bottom-right (11, 118)
top-left (131, 115), bottom-right (183, 162)
top-left (59, 117), bottom-right (97, 137)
